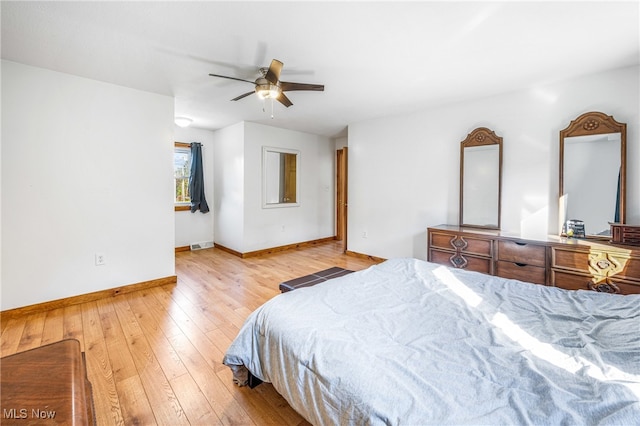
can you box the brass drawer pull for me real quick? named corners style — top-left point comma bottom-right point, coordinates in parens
top-left (449, 254), bottom-right (468, 269)
top-left (588, 281), bottom-right (620, 294)
top-left (450, 237), bottom-right (468, 251)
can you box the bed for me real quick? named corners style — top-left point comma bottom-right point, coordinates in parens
top-left (223, 258), bottom-right (640, 425)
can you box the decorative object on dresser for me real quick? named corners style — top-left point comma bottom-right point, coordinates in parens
top-left (0, 339), bottom-right (96, 425)
top-left (559, 111), bottom-right (626, 238)
top-left (427, 225), bottom-right (640, 295)
top-left (459, 127), bottom-right (502, 230)
top-left (610, 223), bottom-right (640, 246)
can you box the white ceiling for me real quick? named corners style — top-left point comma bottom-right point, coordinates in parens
top-left (2, 1), bottom-right (638, 137)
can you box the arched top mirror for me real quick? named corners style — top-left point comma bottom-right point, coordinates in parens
top-left (559, 111), bottom-right (626, 238)
top-left (460, 127), bottom-right (502, 230)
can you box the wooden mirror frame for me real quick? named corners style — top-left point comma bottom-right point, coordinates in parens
top-left (459, 127), bottom-right (503, 230)
top-left (559, 111), bottom-right (627, 238)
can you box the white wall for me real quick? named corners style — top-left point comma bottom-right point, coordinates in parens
top-left (212, 122), bottom-right (245, 251)
top-left (334, 136), bottom-right (348, 150)
top-left (1, 61), bottom-right (175, 310)
top-left (243, 122), bottom-right (334, 252)
top-left (174, 126), bottom-right (215, 248)
top-left (213, 122), bottom-right (335, 253)
top-left (348, 65), bottom-right (639, 260)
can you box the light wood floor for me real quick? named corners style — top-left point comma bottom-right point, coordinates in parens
top-left (1, 241), bottom-right (379, 425)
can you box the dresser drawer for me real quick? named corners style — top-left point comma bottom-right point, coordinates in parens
top-left (429, 249), bottom-right (493, 274)
top-left (498, 241), bottom-right (546, 267)
top-left (551, 270), bottom-right (640, 294)
top-left (551, 246), bottom-right (593, 273)
top-left (551, 246), bottom-right (640, 281)
top-left (427, 225), bottom-right (640, 295)
top-left (496, 260), bottom-right (546, 284)
top-left (550, 270), bottom-right (592, 291)
top-left (429, 232), bottom-right (492, 257)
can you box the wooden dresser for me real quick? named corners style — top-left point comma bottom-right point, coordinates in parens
top-left (427, 225), bottom-right (640, 295)
top-left (1, 339), bottom-right (96, 425)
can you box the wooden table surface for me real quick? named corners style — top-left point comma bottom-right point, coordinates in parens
top-left (1, 339), bottom-right (95, 425)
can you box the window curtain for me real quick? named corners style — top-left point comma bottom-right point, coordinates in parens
top-left (189, 142), bottom-right (209, 213)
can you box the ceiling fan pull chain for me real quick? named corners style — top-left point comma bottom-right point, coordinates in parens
top-left (271, 98), bottom-right (275, 119)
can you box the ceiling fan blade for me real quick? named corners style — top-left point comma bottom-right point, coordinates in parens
top-left (280, 81), bottom-right (325, 92)
top-left (209, 73), bottom-right (255, 85)
top-left (265, 59), bottom-right (283, 84)
top-left (231, 91), bottom-right (255, 101)
top-left (277, 92), bottom-right (293, 108)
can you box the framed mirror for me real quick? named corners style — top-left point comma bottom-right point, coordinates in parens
top-left (559, 111), bottom-right (626, 238)
top-left (460, 127), bottom-right (502, 229)
top-left (263, 146), bottom-right (299, 208)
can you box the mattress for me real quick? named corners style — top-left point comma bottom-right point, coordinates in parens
top-left (223, 258), bottom-right (640, 425)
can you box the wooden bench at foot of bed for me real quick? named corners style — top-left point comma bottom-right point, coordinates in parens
top-left (279, 267), bottom-right (354, 293)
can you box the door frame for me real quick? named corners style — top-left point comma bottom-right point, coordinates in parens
top-left (336, 147), bottom-right (348, 251)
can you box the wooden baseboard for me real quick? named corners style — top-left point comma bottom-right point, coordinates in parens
top-left (175, 245), bottom-right (190, 253)
top-left (0, 275), bottom-right (177, 321)
top-left (345, 250), bottom-right (386, 263)
top-left (214, 237), bottom-right (337, 259)
top-left (213, 243), bottom-right (244, 257)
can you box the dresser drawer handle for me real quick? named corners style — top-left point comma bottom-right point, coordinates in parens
top-left (514, 262), bottom-right (528, 267)
top-left (449, 254), bottom-right (468, 269)
top-left (587, 281), bottom-right (621, 294)
top-left (450, 237), bottom-right (468, 250)
top-left (515, 242), bottom-right (527, 246)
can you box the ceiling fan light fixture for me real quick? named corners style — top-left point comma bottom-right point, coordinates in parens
top-left (175, 116), bottom-right (193, 128)
top-left (256, 83), bottom-right (281, 100)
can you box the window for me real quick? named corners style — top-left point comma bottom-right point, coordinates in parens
top-left (174, 142), bottom-right (191, 210)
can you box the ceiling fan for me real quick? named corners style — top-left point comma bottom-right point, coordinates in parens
top-left (209, 59), bottom-right (324, 108)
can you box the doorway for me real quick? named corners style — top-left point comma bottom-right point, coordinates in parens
top-left (336, 148), bottom-right (348, 252)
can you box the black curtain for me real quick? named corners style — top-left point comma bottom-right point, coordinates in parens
top-left (189, 142), bottom-right (209, 213)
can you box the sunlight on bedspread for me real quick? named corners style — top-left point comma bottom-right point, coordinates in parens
top-left (434, 265), bottom-right (640, 400)
top-left (223, 258), bottom-right (640, 425)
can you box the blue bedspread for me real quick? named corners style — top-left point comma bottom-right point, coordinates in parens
top-left (223, 258), bottom-right (640, 425)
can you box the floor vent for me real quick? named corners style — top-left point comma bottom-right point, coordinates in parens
top-left (190, 241), bottom-right (214, 251)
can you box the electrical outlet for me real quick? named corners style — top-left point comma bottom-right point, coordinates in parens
top-left (95, 253), bottom-right (106, 266)
top-left (281, 225), bottom-right (285, 232)
top-left (362, 231), bottom-right (368, 238)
